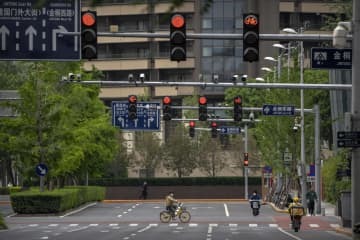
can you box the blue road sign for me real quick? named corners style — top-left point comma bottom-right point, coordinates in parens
top-left (35, 163), bottom-right (48, 176)
top-left (112, 101), bottom-right (160, 131)
top-left (219, 126), bottom-right (241, 135)
top-left (0, 0), bottom-right (80, 60)
top-left (262, 104), bottom-right (295, 116)
top-left (311, 48), bottom-right (352, 69)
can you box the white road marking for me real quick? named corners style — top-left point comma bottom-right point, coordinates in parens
top-left (330, 224), bottom-right (340, 228)
top-left (229, 223), bottom-right (238, 227)
top-left (224, 203), bottom-right (230, 217)
top-left (249, 224), bottom-right (258, 227)
top-left (117, 215), bottom-right (123, 218)
top-left (169, 223), bottom-right (178, 227)
top-left (59, 202), bottom-right (97, 218)
top-left (189, 223), bottom-right (198, 227)
top-left (69, 224), bottom-right (79, 227)
top-left (278, 227), bottom-right (303, 240)
top-left (209, 223), bottom-right (218, 227)
top-left (138, 225), bottom-right (152, 233)
top-left (48, 224), bottom-right (58, 227)
top-left (89, 224), bottom-right (98, 227)
top-left (67, 226), bottom-right (89, 233)
top-left (40, 237), bottom-right (49, 239)
top-left (123, 212), bottom-right (128, 214)
top-left (269, 224), bottom-right (279, 228)
top-left (29, 224), bottom-right (38, 227)
top-left (6, 213), bottom-right (17, 218)
top-left (309, 224), bottom-right (319, 228)
top-left (109, 223), bottom-right (118, 227)
top-left (129, 223), bottom-right (138, 227)
top-left (128, 209), bottom-right (132, 212)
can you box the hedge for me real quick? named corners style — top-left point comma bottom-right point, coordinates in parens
top-left (0, 213), bottom-right (6, 229)
top-left (0, 187), bottom-right (22, 195)
top-left (10, 186), bottom-right (105, 214)
top-left (89, 177), bottom-right (261, 186)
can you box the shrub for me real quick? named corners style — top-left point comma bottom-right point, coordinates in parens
top-left (10, 186), bottom-right (105, 214)
top-left (0, 213), bottom-right (6, 229)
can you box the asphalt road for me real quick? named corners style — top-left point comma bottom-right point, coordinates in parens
top-left (0, 201), bottom-right (351, 240)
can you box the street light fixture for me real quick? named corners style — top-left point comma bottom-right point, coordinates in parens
top-left (283, 26), bottom-right (307, 210)
top-left (255, 77), bottom-right (265, 82)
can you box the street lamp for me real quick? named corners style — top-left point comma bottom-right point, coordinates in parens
top-left (272, 43), bottom-right (292, 82)
top-left (255, 77), bottom-right (265, 82)
top-left (282, 27), bottom-right (307, 210)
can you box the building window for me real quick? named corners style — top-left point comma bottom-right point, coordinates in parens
top-left (203, 47), bottom-right (212, 57)
top-left (202, 18), bottom-right (212, 29)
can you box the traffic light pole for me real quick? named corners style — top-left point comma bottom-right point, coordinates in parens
top-left (244, 124), bottom-right (249, 200)
top-left (74, 81), bottom-right (352, 91)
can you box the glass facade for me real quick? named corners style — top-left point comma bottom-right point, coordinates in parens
top-left (200, 0), bottom-right (246, 83)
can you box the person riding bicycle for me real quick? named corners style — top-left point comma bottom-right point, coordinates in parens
top-left (250, 190), bottom-right (261, 209)
top-left (165, 192), bottom-right (178, 217)
top-left (288, 197), bottom-right (305, 223)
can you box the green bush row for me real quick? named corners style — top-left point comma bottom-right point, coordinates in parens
top-left (0, 213), bottom-right (7, 229)
top-left (89, 177), bottom-right (261, 186)
top-left (10, 186), bottom-right (105, 214)
top-left (0, 186), bottom-right (22, 195)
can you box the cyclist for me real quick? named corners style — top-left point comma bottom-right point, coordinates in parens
top-left (288, 197), bottom-right (305, 223)
top-left (165, 192), bottom-right (178, 217)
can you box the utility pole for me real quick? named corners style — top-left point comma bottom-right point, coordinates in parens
top-left (314, 104), bottom-right (321, 215)
top-left (244, 124), bottom-right (248, 200)
top-left (352, 0), bottom-right (360, 239)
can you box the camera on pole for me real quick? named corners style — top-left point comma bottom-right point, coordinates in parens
top-left (170, 13), bottom-right (186, 61)
top-left (81, 11), bottom-right (98, 60)
top-left (243, 13), bottom-right (259, 62)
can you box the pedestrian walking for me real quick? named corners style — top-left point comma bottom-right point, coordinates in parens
top-left (306, 187), bottom-right (318, 216)
top-left (139, 181), bottom-right (148, 200)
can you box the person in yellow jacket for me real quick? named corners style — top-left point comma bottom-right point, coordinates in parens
top-left (288, 197), bottom-right (305, 223)
top-left (165, 192), bottom-right (178, 217)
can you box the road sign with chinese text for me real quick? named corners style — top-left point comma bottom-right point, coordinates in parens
top-left (262, 104), bottom-right (295, 116)
top-left (311, 48), bottom-right (352, 69)
top-left (337, 131), bottom-right (360, 148)
top-left (112, 101), bottom-right (160, 131)
top-left (0, 0), bottom-right (80, 60)
top-left (219, 126), bottom-right (241, 135)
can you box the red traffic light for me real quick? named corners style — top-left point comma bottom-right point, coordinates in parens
top-left (163, 96), bottom-right (172, 105)
top-left (199, 96), bottom-right (207, 105)
top-left (82, 12), bottom-right (96, 27)
top-left (234, 96), bottom-right (242, 105)
top-left (128, 95), bottom-right (137, 103)
top-left (211, 122), bottom-right (217, 128)
top-left (244, 14), bottom-right (258, 27)
top-left (189, 121), bottom-right (195, 128)
top-left (171, 14), bottom-right (185, 28)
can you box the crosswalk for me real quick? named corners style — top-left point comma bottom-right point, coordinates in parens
top-left (14, 222), bottom-right (341, 230)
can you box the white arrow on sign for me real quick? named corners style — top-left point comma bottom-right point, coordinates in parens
top-left (263, 106), bottom-right (271, 115)
top-left (37, 165), bottom-right (47, 175)
top-left (52, 25), bottom-right (67, 51)
top-left (117, 117), bottom-right (125, 127)
top-left (25, 25), bottom-right (37, 51)
top-left (0, 25), bottom-right (10, 51)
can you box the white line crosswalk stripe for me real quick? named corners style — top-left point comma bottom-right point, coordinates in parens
top-left (309, 224), bottom-right (320, 228)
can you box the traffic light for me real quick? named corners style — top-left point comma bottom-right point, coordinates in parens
top-left (198, 96), bottom-right (208, 121)
top-left (211, 122), bottom-right (218, 138)
top-left (189, 121), bottom-right (195, 138)
top-left (244, 153), bottom-right (249, 167)
top-left (163, 96), bottom-right (172, 121)
top-left (128, 95), bottom-right (137, 120)
top-left (243, 13), bottom-right (259, 62)
top-left (81, 10), bottom-right (97, 60)
top-left (170, 13), bottom-right (186, 61)
top-left (234, 96), bottom-right (243, 121)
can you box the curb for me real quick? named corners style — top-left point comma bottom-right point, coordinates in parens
top-left (335, 227), bottom-right (353, 237)
top-left (267, 202), bottom-right (288, 213)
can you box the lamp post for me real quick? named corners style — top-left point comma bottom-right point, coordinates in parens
top-left (273, 43), bottom-right (291, 82)
top-left (282, 27), bottom-right (307, 210)
top-left (264, 56), bottom-right (279, 81)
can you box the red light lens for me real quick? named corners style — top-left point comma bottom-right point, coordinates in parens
top-left (244, 15), bottom-right (258, 26)
top-left (199, 96), bottom-right (207, 105)
top-left (189, 121), bottom-right (195, 128)
top-left (82, 12), bottom-right (96, 27)
top-left (128, 95), bottom-right (137, 103)
top-left (234, 96), bottom-right (242, 104)
top-left (163, 96), bottom-right (171, 105)
top-left (211, 122), bottom-right (217, 127)
top-left (171, 14), bottom-right (185, 28)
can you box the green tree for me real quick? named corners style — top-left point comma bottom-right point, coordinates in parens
top-left (162, 124), bottom-right (197, 177)
top-left (133, 131), bottom-right (163, 178)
